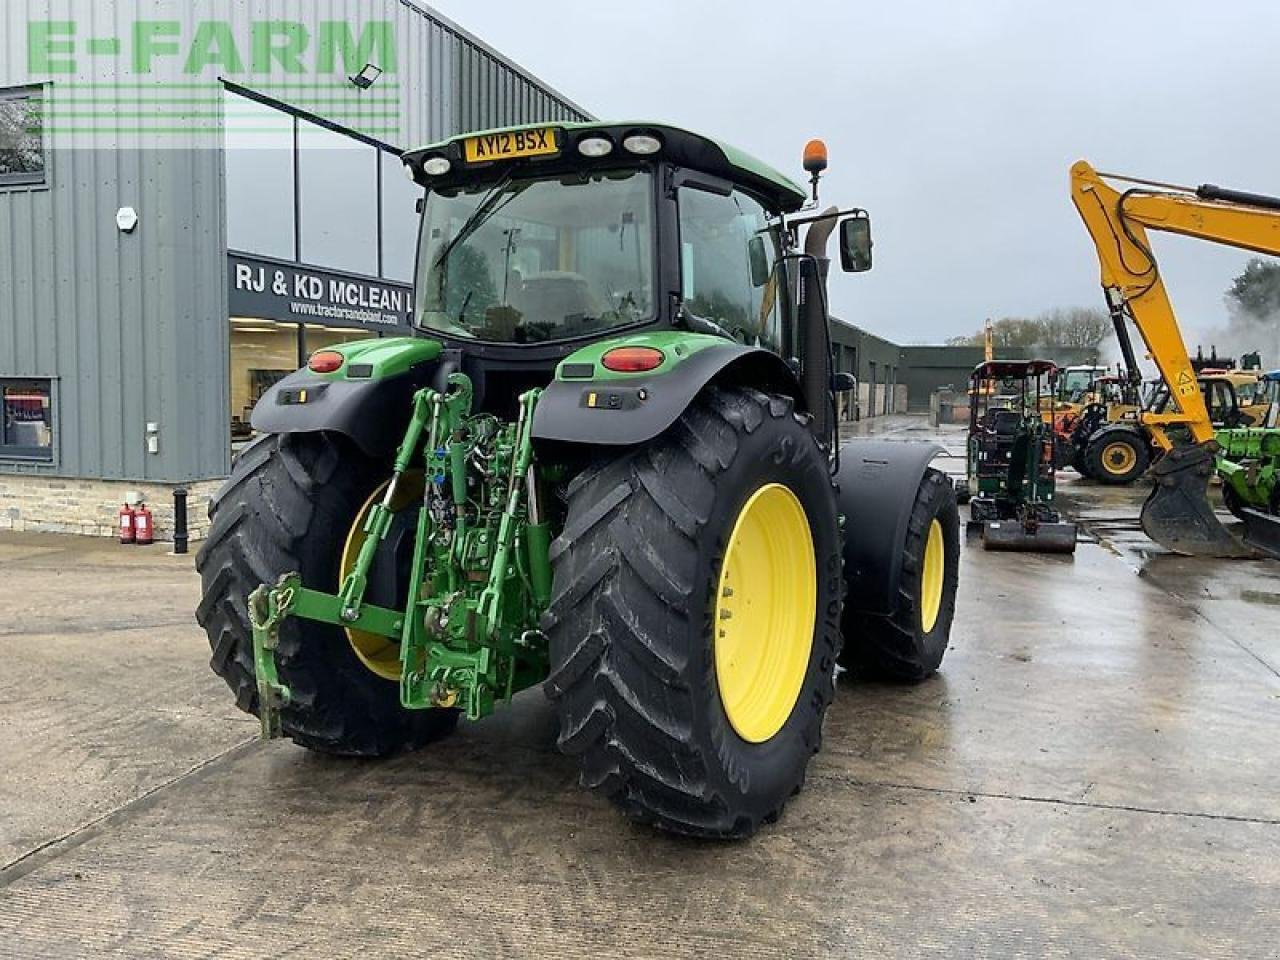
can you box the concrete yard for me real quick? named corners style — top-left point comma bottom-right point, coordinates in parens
top-left (2, 416), bottom-right (1278, 958)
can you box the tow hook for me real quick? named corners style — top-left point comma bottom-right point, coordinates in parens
top-left (247, 573), bottom-right (301, 739)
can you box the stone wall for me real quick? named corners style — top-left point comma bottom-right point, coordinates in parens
top-left (0, 475), bottom-right (224, 542)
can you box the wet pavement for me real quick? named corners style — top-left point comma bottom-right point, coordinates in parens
top-left (2, 416), bottom-right (1278, 958)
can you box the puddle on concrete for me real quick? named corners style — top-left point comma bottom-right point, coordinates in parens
top-left (1241, 589), bottom-right (1280, 606)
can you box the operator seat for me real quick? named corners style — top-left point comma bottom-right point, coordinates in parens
top-left (512, 272), bottom-right (604, 327)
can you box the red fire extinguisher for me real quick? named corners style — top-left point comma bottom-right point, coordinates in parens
top-left (134, 503), bottom-right (154, 546)
top-left (119, 503), bottom-right (136, 544)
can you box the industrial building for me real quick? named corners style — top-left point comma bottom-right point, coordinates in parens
top-left (0, 0), bottom-right (589, 537)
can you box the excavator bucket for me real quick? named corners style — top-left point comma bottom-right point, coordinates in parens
top-left (982, 520), bottom-right (1078, 554)
top-left (1141, 444), bottom-right (1253, 557)
top-left (1241, 507), bottom-right (1280, 560)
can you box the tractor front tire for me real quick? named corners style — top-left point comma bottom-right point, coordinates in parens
top-left (543, 387), bottom-right (842, 838)
top-left (841, 468), bottom-right (960, 682)
top-left (196, 432), bottom-right (458, 756)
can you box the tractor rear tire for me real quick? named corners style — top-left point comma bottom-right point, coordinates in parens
top-left (542, 387), bottom-right (842, 838)
top-left (1085, 431), bottom-right (1149, 485)
top-left (840, 468), bottom-right (959, 682)
top-left (195, 432), bottom-right (458, 756)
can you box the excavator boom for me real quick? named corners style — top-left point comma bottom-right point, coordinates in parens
top-left (1070, 161), bottom-right (1280, 557)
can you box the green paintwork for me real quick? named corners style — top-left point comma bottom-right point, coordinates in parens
top-left (308, 337), bottom-right (443, 381)
top-left (404, 120), bottom-right (808, 209)
top-left (556, 331), bottom-right (724, 382)
top-left (1215, 427), bottom-right (1280, 512)
top-left (247, 374), bottom-right (551, 732)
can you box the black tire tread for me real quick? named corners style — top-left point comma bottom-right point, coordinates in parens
top-left (1085, 431), bottom-right (1149, 486)
top-left (542, 387), bottom-right (837, 838)
top-left (196, 432), bottom-right (457, 756)
top-left (842, 468), bottom-right (958, 682)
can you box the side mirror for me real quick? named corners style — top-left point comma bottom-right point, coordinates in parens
top-left (839, 216), bottom-right (873, 273)
top-left (832, 371), bottom-right (856, 393)
top-left (747, 235), bottom-right (770, 288)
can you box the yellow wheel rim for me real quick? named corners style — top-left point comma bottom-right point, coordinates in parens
top-left (340, 474), bottom-right (423, 681)
top-left (920, 519), bottom-right (945, 634)
top-left (1101, 441), bottom-right (1137, 475)
top-left (714, 483), bottom-right (817, 744)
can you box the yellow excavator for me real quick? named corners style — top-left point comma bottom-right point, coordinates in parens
top-left (1071, 161), bottom-right (1280, 556)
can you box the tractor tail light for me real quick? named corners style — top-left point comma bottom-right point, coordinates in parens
top-left (601, 346), bottom-right (664, 373)
top-left (308, 350), bottom-right (344, 374)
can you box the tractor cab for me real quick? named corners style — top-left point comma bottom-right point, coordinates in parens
top-left (962, 360), bottom-right (1077, 553)
top-left (399, 122), bottom-right (872, 432)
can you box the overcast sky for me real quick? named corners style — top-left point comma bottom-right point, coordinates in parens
top-left (430, 0), bottom-right (1280, 351)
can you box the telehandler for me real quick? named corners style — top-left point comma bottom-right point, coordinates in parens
top-left (1216, 370), bottom-right (1280, 557)
top-left (196, 123), bottom-right (961, 838)
top-left (1071, 160), bottom-right (1280, 556)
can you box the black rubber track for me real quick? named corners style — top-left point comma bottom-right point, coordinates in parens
top-left (841, 467), bottom-right (959, 681)
top-left (195, 431), bottom-right (457, 756)
top-left (542, 387), bottom-right (843, 839)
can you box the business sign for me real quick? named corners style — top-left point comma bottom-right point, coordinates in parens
top-left (228, 254), bottom-right (413, 330)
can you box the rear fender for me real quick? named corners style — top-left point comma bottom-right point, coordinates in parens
top-left (837, 439), bottom-right (946, 616)
top-left (250, 338), bottom-right (450, 458)
top-left (530, 333), bottom-right (803, 446)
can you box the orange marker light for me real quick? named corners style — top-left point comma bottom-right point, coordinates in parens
top-left (601, 346), bottom-right (665, 373)
top-left (803, 139), bottom-right (828, 174)
top-left (308, 350), bottom-right (344, 373)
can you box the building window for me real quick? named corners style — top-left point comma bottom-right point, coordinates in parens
top-left (0, 87), bottom-right (46, 188)
top-left (298, 119), bottom-right (379, 277)
top-left (1, 380), bottom-right (53, 460)
top-left (381, 149), bottom-right (422, 282)
top-left (224, 89), bottom-right (296, 260)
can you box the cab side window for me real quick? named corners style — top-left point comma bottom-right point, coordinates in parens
top-left (678, 186), bottom-right (781, 353)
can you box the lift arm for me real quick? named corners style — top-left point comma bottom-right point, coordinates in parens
top-left (1070, 160), bottom-right (1280, 555)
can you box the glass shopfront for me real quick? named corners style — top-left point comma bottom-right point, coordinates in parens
top-left (223, 86), bottom-right (418, 448)
top-left (228, 318), bottom-right (377, 446)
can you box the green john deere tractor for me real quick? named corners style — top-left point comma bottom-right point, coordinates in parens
top-left (196, 122), bottom-right (960, 838)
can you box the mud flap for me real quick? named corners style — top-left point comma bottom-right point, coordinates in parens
top-left (1141, 444), bottom-right (1253, 557)
top-left (982, 520), bottom-right (1078, 554)
top-left (1241, 508), bottom-right (1280, 560)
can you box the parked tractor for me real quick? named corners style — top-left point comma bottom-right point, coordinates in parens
top-left (196, 123), bottom-right (961, 838)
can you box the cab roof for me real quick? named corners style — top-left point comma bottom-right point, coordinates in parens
top-left (972, 359), bottom-right (1058, 379)
top-left (403, 121), bottom-right (810, 213)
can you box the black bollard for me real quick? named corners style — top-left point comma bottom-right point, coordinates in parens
top-left (173, 487), bottom-right (189, 555)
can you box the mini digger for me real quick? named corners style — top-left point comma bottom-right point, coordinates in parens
top-left (196, 123), bottom-right (961, 838)
top-left (960, 360), bottom-right (1077, 553)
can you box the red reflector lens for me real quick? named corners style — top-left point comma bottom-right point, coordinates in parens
top-left (308, 350), bottom-right (344, 373)
top-left (601, 346), bottom-right (664, 373)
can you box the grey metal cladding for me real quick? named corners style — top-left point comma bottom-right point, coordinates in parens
top-left (0, 0), bottom-right (588, 483)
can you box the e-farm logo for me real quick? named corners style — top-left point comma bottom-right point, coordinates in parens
top-left (26, 14), bottom-right (400, 141)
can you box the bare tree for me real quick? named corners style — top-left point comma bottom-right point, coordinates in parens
top-left (0, 97), bottom-right (43, 177)
top-left (947, 307), bottom-right (1110, 352)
